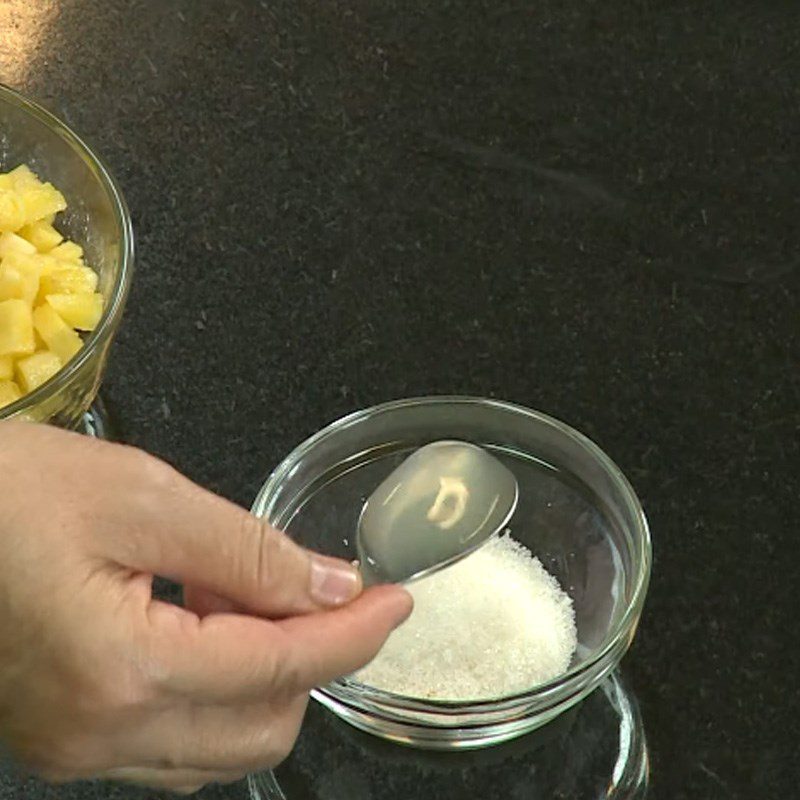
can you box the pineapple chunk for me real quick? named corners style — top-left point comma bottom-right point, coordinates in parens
top-left (0, 190), bottom-right (26, 232)
top-left (0, 267), bottom-right (39, 305)
top-left (19, 221), bottom-right (63, 253)
top-left (0, 266), bottom-right (28, 303)
top-left (0, 231), bottom-right (37, 257)
top-left (21, 184), bottom-right (67, 226)
top-left (39, 265), bottom-right (98, 298)
top-left (34, 253), bottom-right (59, 276)
top-left (46, 293), bottom-right (103, 331)
top-left (49, 241), bottom-right (84, 263)
top-left (15, 350), bottom-right (62, 393)
top-left (0, 254), bottom-right (42, 305)
top-left (0, 355), bottom-right (12, 380)
top-left (0, 379), bottom-right (21, 408)
top-left (33, 303), bottom-right (82, 363)
top-left (0, 299), bottom-right (35, 356)
top-left (0, 165), bottom-right (39, 194)
top-left (8, 165), bottom-right (41, 192)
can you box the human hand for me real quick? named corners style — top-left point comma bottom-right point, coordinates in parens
top-left (0, 422), bottom-right (411, 793)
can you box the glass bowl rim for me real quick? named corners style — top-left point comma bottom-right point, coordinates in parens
top-left (0, 82), bottom-right (134, 418)
top-left (252, 395), bottom-right (652, 708)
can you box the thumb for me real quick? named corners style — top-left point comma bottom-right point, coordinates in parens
top-left (105, 455), bottom-right (362, 618)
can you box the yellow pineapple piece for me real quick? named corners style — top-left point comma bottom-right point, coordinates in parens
top-left (0, 299), bottom-right (35, 356)
top-left (0, 231), bottom-right (37, 257)
top-left (0, 355), bottom-right (12, 379)
top-left (0, 379), bottom-right (22, 408)
top-left (38, 265), bottom-right (98, 299)
top-left (33, 302), bottom-right (82, 363)
top-left (0, 267), bottom-right (38, 304)
top-left (45, 292), bottom-right (103, 331)
top-left (8, 165), bottom-right (41, 192)
top-left (0, 254), bottom-right (42, 305)
top-left (49, 241), bottom-right (84, 263)
top-left (0, 165), bottom-right (39, 193)
top-left (0, 190), bottom-right (26, 232)
top-left (34, 253), bottom-right (59, 276)
top-left (1, 251), bottom-right (42, 271)
top-left (19, 220), bottom-right (63, 253)
top-left (15, 350), bottom-right (62, 393)
top-left (21, 184), bottom-right (67, 225)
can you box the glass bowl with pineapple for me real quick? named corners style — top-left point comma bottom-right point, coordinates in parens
top-left (0, 83), bottom-right (133, 431)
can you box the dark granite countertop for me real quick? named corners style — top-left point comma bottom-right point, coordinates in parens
top-left (1, 1), bottom-right (798, 798)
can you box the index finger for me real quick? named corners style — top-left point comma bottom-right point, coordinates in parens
top-left (158, 585), bottom-right (412, 702)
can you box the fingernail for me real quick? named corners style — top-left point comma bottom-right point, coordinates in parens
top-left (391, 586), bottom-right (414, 628)
top-left (310, 557), bottom-right (362, 606)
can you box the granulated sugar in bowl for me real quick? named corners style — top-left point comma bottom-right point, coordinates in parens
top-left (251, 397), bottom-right (651, 750)
top-left (356, 534), bottom-right (577, 701)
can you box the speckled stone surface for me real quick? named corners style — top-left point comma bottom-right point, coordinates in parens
top-left (1, 0), bottom-right (799, 798)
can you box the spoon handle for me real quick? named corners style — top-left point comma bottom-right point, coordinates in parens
top-left (355, 544), bottom-right (382, 587)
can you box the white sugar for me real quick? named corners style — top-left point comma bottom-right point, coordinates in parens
top-left (355, 534), bottom-right (577, 701)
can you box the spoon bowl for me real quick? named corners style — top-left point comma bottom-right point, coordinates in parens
top-left (356, 440), bottom-right (519, 585)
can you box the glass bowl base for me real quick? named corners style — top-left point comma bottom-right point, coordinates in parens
top-left (249, 671), bottom-right (649, 800)
top-left (79, 396), bottom-right (114, 440)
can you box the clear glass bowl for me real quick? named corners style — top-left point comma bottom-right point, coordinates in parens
top-left (252, 397), bottom-right (651, 750)
top-left (249, 672), bottom-right (649, 799)
top-left (0, 83), bottom-right (133, 429)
